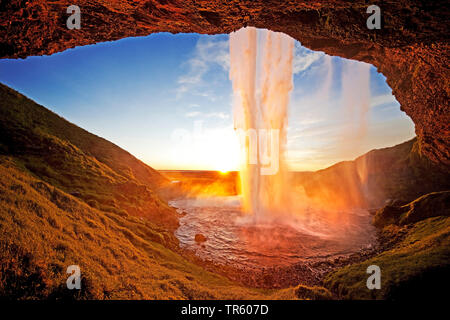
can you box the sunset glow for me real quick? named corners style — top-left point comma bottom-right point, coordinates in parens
top-left (0, 0), bottom-right (446, 304)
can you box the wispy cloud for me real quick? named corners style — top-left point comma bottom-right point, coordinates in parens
top-left (370, 94), bottom-right (398, 108)
top-left (185, 111), bottom-right (230, 119)
top-left (185, 111), bottom-right (202, 118)
top-left (206, 112), bottom-right (230, 119)
top-left (176, 37), bottom-right (229, 99)
top-left (293, 43), bottom-right (323, 75)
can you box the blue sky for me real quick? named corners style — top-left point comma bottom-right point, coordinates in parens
top-left (0, 32), bottom-right (415, 171)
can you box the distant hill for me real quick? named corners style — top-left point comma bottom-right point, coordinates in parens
top-left (0, 83), bottom-right (177, 230)
top-left (292, 138), bottom-right (450, 209)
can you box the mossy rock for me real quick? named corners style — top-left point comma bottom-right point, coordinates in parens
top-left (399, 191), bottom-right (450, 225)
top-left (373, 191), bottom-right (450, 228)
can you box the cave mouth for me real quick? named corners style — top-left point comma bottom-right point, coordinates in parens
top-left (1, 1), bottom-right (448, 300)
top-left (0, 30), bottom-right (415, 287)
top-left (2, 0), bottom-right (447, 168)
top-left (0, 31), bottom-right (415, 173)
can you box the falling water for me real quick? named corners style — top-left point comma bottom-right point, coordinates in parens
top-left (340, 60), bottom-right (371, 157)
top-left (341, 60), bottom-right (371, 189)
top-left (229, 27), bottom-right (374, 227)
top-left (229, 27), bottom-right (294, 218)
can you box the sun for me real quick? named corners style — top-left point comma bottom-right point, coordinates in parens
top-left (215, 160), bottom-right (235, 174)
top-left (166, 125), bottom-right (241, 172)
top-left (214, 155), bottom-right (237, 174)
top-left (196, 127), bottom-right (240, 172)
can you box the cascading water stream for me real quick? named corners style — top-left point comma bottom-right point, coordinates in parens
top-left (229, 27), bottom-right (294, 219)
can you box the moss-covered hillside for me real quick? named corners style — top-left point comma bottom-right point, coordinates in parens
top-left (323, 193), bottom-right (450, 300)
top-left (0, 83), bottom-right (177, 230)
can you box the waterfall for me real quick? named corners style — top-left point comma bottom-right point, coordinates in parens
top-left (229, 27), bottom-right (294, 218)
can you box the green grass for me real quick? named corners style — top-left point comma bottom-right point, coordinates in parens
top-left (323, 216), bottom-right (450, 299)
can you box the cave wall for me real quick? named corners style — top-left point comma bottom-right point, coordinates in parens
top-left (1, 0), bottom-right (448, 165)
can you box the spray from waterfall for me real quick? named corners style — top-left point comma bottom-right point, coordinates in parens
top-left (229, 27), bottom-right (294, 219)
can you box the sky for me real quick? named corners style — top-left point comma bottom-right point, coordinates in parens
top-left (0, 32), bottom-right (415, 172)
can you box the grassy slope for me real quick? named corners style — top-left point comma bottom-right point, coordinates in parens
top-left (0, 83), bottom-right (177, 230)
top-left (353, 138), bottom-right (450, 205)
top-left (323, 204), bottom-right (450, 299)
top-left (0, 156), bottom-right (294, 299)
top-left (373, 191), bottom-right (450, 228)
top-left (0, 84), bottom-right (164, 188)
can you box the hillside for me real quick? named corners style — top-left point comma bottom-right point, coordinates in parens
top-left (0, 156), bottom-right (290, 299)
top-left (293, 138), bottom-right (450, 209)
top-left (324, 193), bottom-right (450, 300)
top-left (0, 83), bottom-right (177, 230)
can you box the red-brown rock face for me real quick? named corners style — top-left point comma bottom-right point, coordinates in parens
top-left (0, 0), bottom-right (448, 165)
